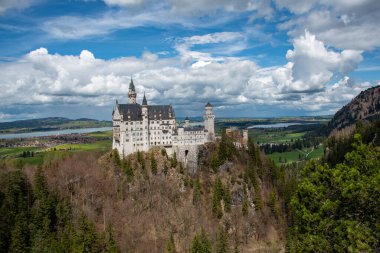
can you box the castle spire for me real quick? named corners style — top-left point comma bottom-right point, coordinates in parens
top-left (129, 76), bottom-right (135, 92)
top-left (128, 76), bottom-right (137, 104)
top-left (142, 92), bottom-right (148, 106)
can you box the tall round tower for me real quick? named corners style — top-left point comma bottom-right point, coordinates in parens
top-left (128, 77), bottom-right (137, 104)
top-left (141, 92), bottom-right (149, 150)
top-left (204, 102), bottom-right (215, 141)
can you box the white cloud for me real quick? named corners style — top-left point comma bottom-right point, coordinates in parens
top-left (0, 0), bottom-right (35, 15)
top-left (104, 0), bottom-right (147, 6)
top-left (276, 0), bottom-right (380, 50)
top-left (275, 30), bottom-right (363, 92)
top-left (0, 29), bottom-right (374, 120)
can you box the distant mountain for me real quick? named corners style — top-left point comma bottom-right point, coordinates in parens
top-left (328, 85), bottom-right (380, 133)
top-left (0, 117), bottom-right (112, 133)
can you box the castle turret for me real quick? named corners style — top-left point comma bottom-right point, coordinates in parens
top-left (243, 129), bottom-right (248, 147)
top-left (128, 77), bottom-right (137, 104)
top-left (184, 116), bottom-right (190, 127)
top-left (141, 92), bottom-right (149, 150)
top-left (204, 102), bottom-right (215, 141)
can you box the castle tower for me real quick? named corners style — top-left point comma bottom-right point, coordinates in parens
top-left (128, 77), bottom-right (137, 104)
top-left (243, 129), bottom-right (248, 147)
top-left (184, 116), bottom-right (190, 127)
top-left (204, 102), bottom-right (215, 141)
top-left (141, 92), bottom-right (149, 150)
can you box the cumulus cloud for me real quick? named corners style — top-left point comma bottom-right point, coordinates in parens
top-left (0, 0), bottom-right (35, 15)
top-left (0, 29), bottom-right (372, 120)
top-left (276, 0), bottom-right (380, 50)
top-left (275, 30), bottom-right (363, 92)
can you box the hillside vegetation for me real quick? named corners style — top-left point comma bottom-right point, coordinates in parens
top-left (287, 120), bottom-right (380, 252)
top-left (0, 133), bottom-right (288, 252)
top-left (328, 85), bottom-right (380, 133)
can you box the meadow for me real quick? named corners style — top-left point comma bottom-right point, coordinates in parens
top-left (0, 130), bottom-right (112, 166)
top-left (267, 146), bottom-right (324, 166)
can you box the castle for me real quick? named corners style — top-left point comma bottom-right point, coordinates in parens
top-left (226, 127), bottom-right (249, 149)
top-left (112, 78), bottom-right (215, 170)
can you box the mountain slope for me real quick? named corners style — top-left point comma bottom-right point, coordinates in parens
top-left (328, 85), bottom-right (380, 133)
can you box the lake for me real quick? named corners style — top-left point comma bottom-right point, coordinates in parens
top-left (248, 122), bottom-right (317, 129)
top-left (0, 127), bottom-right (113, 139)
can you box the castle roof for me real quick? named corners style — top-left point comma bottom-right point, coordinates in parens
top-left (205, 102), bottom-right (212, 107)
top-left (184, 126), bottom-right (204, 132)
top-left (185, 116), bottom-right (189, 120)
top-left (117, 103), bottom-right (175, 121)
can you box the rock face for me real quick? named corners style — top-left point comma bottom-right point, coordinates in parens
top-left (328, 85), bottom-right (380, 133)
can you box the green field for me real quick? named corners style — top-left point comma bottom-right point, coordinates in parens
top-left (86, 130), bottom-right (112, 138)
top-left (0, 130), bottom-right (112, 166)
top-left (268, 147), bottom-right (324, 166)
top-left (0, 146), bottom-right (42, 157)
top-left (250, 130), bottom-right (305, 144)
top-left (51, 140), bottom-right (111, 152)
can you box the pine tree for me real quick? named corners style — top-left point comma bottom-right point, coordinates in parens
top-left (0, 170), bottom-right (29, 252)
top-left (253, 187), bottom-right (262, 211)
top-left (100, 224), bottom-right (119, 253)
top-left (193, 179), bottom-right (201, 207)
top-left (150, 152), bottom-right (157, 175)
top-left (122, 159), bottom-right (134, 180)
top-left (268, 189), bottom-right (279, 216)
top-left (191, 229), bottom-right (211, 253)
top-left (9, 213), bottom-right (29, 253)
top-left (72, 214), bottom-right (98, 253)
top-left (111, 149), bottom-right (121, 167)
top-left (171, 152), bottom-right (177, 168)
top-left (216, 229), bottom-right (229, 253)
top-left (212, 178), bottom-right (223, 218)
top-left (242, 192), bottom-right (249, 217)
top-left (166, 233), bottom-right (176, 253)
top-left (137, 150), bottom-right (145, 171)
top-left (223, 184), bottom-right (232, 213)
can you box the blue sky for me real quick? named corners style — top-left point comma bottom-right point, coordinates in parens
top-left (0, 0), bottom-right (379, 121)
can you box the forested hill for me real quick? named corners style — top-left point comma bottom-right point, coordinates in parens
top-left (0, 117), bottom-right (111, 133)
top-left (327, 85), bottom-right (380, 133)
top-left (0, 133), bottom-right (287, 252)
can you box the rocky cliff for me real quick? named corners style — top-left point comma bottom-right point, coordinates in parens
top-left (328, 85), bottom-right (380, 133)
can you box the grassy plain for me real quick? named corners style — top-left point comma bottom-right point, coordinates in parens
top-left (250, 129), bottom-right (305, 144)
top-left (268, 146), bottom-right (324, 166)
top-left (0, 131), bottom-right (112, 166)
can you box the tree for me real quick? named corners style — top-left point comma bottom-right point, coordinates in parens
top-left (150, 152), bottom-right (157, 175)
top-left (288, 135), bottom-right (380, 252)
top-left (223, 185), bottom-right (232, 213)
top-left (242, 186), bottom-right (249, 216)
top-left (100, 224), bottom-right (119, 253)
top-left (166, 233), bottom-right (176, 253)
top-left (161, 148), bottom-right (167, 157)
top-left (9, 213), bottom-right (29, 253)
top-left (253, 188), bottom-right (262, 211)
top-left (122, 159), bottom-right (134, 180)
top-left (72, 214), bottom-right (98, 253)
top-left (111, 149), bottom-right (121, 167)
top-left (191, 229), bottom-right (211, 253)
top-left (193, 179), bottom-right (201, 207)
top-left (171, 152), bottom-right (177, 168)
top-left (0, 170), bottom-right (29, 252)
top-left (215, 229), bottom-right (229, 253)
top-left (137, 150), bottom-right (145, 171)
top-left (212, 178), bottom-right (223, 218)
top-left (268, 189), bottom-right (279, 217)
